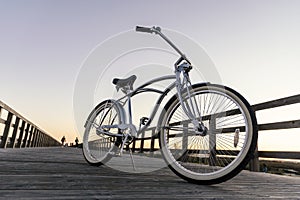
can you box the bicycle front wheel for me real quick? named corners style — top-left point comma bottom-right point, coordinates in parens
top-left (83, 100), bottom-right (124, 166)
top-left (159, 84), bottom-right (258, 184)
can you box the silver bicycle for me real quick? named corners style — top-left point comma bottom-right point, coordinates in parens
top-left (82, 26), bottom-right (258, 184)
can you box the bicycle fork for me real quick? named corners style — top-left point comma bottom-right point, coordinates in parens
top-left (175, 67), bottom-right (208, 136)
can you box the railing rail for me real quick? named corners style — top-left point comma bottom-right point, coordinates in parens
top-left (248, 94), bottom-right (300, 171)
top-left (0, 100), bottom-right (61, 148)
top-left (125, 94), bottom-right (300, 172)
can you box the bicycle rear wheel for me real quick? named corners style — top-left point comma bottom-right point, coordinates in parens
top-left (159, 84), bottom-right (258, 184)
top-left (83, 100), bottom-right (124, 166)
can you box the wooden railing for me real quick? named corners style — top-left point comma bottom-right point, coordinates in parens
top-left (249, 94), bottom-right (300, 171)
top-left (125, 94), bottom-right (300, 172)
top-left (0, 100), bottom-right (61, 148)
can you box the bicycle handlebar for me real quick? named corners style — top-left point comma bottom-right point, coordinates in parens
top-left (136, 26), bottom-right (153, 33)
top-left (135, 25), bottom-right (191, 64)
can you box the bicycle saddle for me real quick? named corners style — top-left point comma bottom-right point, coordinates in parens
top-left (112, 75), bottom-right (137, 90)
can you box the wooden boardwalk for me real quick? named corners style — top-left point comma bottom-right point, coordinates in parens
top-left (0, 148), bottom-right (299, 199)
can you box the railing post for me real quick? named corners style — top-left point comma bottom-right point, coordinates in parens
top-left (32, 127), bottom-right (37, 147)
top-left (42, 134), bottom-right (47, 147)
top-left (131, 138), bottom-right (136, 153)
top-left (22, 123), bottom-right (30, 148)
top-left (209, 116), bottom-right (217, 166)
top-left (249, 145), bottom-right (260, 172)
top-left (139, 131), bottom-right (145, 153)
top-left (36, 130), bottom-right (41, 147)
top-left (44, 135), bottom-right (48, 147)
top-left (182, 122), bottom-right (188, 156)
top-left (10, 117), bottom-right (20, 148)
top-left (39, 132), bottom-right (44, 147)
top-left (36, 131), bottom-right (41, 147)
top-left (0, 112), bottom-right (13, 148)
top-left (150, 129), bottom-right (155, 155)
top-left (27, 126), bottom-right (34, 147)
top-left (33, 130), bottom-right (39, 147)
top-left (17, 120), bottom-right (26, 148)
top-left (249, 112), bottom-right (260, 172)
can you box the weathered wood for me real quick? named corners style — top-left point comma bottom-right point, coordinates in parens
top-left (258, 120), bottom-right (300, 131)
top-left (22, 123), bottom-right (31, 148)
top-left (0, 100), bottom-right (60, 148)
top-left (0, 147), bottom-right (299, 199)
top-left (209, 117), bottom-right (216, 166)
top-left (32, 129), bottom-right (38, 147)
top-left (10, 117), bottom-right (20, 148)
top-left (139, 131), bottom-right (145, 153)
top-left (150, 129), bottom-right (155, 154)
top-left (259, 151), bottom-right (300, 159)
top-left (16, 120), bottom-right (26, 148)
top-left (27, 126), bottom-right (35, 147)
top-left (0, 118), bottom-right (5, 124)
top-left (182, 122), bottom-right (188, 156)
top-left (0, 112), bottom-right (13, 148)
top-left (252, 94), bottom-right (300, 111)
top-left (0, 100), bottom-right (34, 128)
top-left (249, 145), bottom-right (260, 172)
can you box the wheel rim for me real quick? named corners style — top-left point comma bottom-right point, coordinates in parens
top-left (83, 101), bottom-right (120, 164)
top-left (160, 86), bottom-right (254, 181)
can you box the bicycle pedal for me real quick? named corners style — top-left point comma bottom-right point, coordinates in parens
top-left (113, 153), bottom-right (122, 157)
top-left (109, 150), bottom-right (123, 157)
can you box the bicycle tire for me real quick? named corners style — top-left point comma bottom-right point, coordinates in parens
top-left (159, 83), bottom-right (258, 184)
top-left (82, 99), bottom-right (125, 166)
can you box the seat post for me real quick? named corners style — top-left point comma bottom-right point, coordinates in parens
top-left (127, 95), bottom-right (133, 125)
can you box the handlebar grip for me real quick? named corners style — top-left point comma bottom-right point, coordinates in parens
top-left (136, 26), bottom-right (153, 33)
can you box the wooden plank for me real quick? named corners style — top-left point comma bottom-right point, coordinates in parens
top-left (10, 117), bottom-right (20, 148)
top-left (259, 151), bottom-right (300, 159)
top-left (258, 120), bottom-right (300, 131)
top-left (252, 94), bottom-right (300, 111)
top-left (22, 123), bottom-right (30, 148)
top-left (0, 148), bottom-right (299, 199)
top-left (16, 120), bottom-right (26, 148)
top-left (249, 145), bottom-right (259, 172)
top-left (0, 112), bottom-right (13, 148)
top-left (27, 126), bottom-right (35, 147)
top-left (31, 129), bottom-right (38, 147)
top-left (0, 118), bottom-right (5, 124)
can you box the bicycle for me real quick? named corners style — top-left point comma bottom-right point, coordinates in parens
top-left (82, 26), bottom-right (258, 185)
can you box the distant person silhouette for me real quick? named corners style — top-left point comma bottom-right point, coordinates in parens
top-left (61, 136), bottom-right (66, 146)
top-left (75, 137), bottom-right (79, 147)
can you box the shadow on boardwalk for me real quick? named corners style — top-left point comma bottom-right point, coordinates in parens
top-left (0, 147), bottom-right (300, 199)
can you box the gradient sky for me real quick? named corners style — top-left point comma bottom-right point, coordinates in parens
top-left (0, 0), bottom-right (299, 150)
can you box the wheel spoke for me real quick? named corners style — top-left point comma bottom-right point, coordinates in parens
top-left (83, 101), bottom-right (122, 165)
top-left (160, 85), bottom-right (257, 184)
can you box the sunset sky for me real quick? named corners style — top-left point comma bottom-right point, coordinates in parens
top-left (0, 0), bottom-right (299, 151)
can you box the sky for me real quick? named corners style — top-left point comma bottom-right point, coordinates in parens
top-left (0, 0), bottom-right (299, 151)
